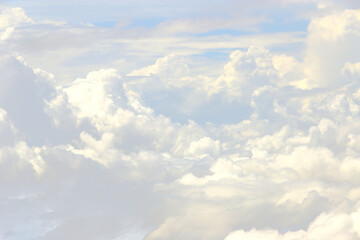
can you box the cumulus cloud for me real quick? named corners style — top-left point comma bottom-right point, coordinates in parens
top-left (225, 210), bottom-right (360, 240)
top-left (2, 3), bottom-right (360, 240)
top-left (0, 7), bottom-right (33, 28)
top-left (0, 7), bottom-right (33, 41)
top-left (0, 56), bottom-right (56, 145)
top-left (304, 9), bottom-right (360, 88)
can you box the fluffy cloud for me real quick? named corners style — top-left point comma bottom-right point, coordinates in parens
top-left (225, 210), bottom-right (360, 240)
top-left (0, 56), bottom-right (56, 145)
top-left (0, 7), bottom-right (33, 28)
top-left (2, 3), bottom-right (360, 240)
top-left (0, 7), bottom-right (33, 41)
top-left (304, 9), bottom-right (360, 88)
top-left (128, 54), bottom-right (190, 79)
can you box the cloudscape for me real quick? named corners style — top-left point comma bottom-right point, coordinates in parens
top-left (1, 0), bottom-right (360, 239)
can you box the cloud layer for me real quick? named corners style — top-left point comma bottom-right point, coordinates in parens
top-left (1, 2), bottom-right (360, 240)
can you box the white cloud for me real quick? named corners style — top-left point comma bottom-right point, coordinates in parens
top-left (0, 7), bottom-right (33, 28)
top-left (15, 141), bottom-right (47, 175)
top-left (0, 26), bottom-right (13, 40)
top-left (0, 108), bottom-right (17, 147)
top-left (128, 54), bottom-right (189, 80)
top-left (225, 211), bottom-right (360, 240)
top-left (304, 9), bottom-right (360, 88)
top-left (185, 136), bottom-right (220, 158)
top-left (2, 3), bottom-right (360, 240)
top-left (0, 56), bottom-right (56, 145)
top-left (0, 7), bottom-right (33, 41)
top-left (62, 69), bottom-right (120, 121)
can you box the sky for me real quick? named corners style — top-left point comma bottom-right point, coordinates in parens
top-left (1, 0), bottom-right (360, 239)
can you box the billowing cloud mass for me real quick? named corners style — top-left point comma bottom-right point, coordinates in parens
top-left (1, 1), bottom-right (360, 240)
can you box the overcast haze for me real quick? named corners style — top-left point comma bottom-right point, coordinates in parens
top-left (1, 0), bottom-right (360, 239)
